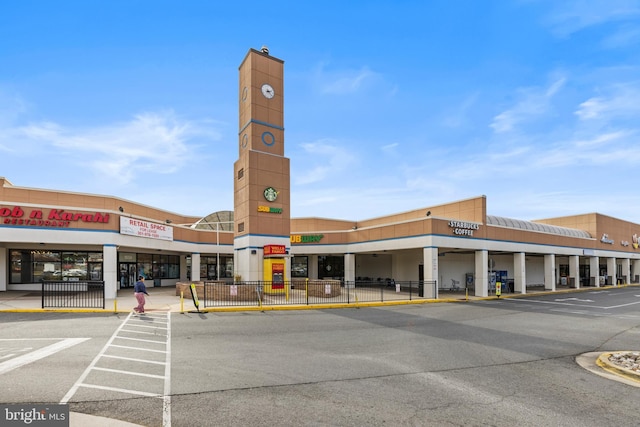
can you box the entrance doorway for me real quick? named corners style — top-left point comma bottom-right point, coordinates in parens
top-left (119, 263), bottom-right (137, 288)
top-left (579, 264), bottom-right (590, 286)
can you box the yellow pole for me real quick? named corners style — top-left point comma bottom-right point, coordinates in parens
top-left (114, 299), bottom-right (117, 313)
top-left (180, 291), bottom-right (184, 314)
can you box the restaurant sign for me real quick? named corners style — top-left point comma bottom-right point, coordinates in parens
top-left (0, 205), bottom-right (110, 228)
top-left (290, 234), bottom-right (324, 243)
top-left (449, 220), bottom-right (480, 236)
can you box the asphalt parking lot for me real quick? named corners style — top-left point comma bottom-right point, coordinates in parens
top-left (1, 286), bottom-right (640, 426)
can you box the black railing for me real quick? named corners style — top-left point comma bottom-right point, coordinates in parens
top-left (202, 280), bottom-right (437, 308)
top-left (41, 281), bottom-right (105, 309)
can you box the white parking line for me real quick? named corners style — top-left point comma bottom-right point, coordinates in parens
top-left (506, 297), bottom-right (640, 310)
top-left (0, 338), bottom-right (89, 375)
top-left (505, 298), bottom-right (608, 309)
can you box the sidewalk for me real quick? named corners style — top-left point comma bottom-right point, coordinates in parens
top-left (0, 285), bottom-right (188, 313)
top-left (0, 285), bottom-right (492, 313)
top-left (0, 283), bottom-right (635, 313)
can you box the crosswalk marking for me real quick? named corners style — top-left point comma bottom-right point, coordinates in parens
top-left (109, 344), bottom-right (167, 353)
top-left (78, 383), bottom-right (162, 398)
top-left (114, 335), bottom-right (167, 344)
top-left (62, 310), bottom-right (172, 426)
top-left (92, 366), bottom-right (166, 379)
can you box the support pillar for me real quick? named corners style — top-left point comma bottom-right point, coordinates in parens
top-left (632, 260), bottom-right (640, 283)
top-left (103, 244), bottom-right (118, 299)
top-left (344, 253), bottom-right (355, 287)
top-left (423, 247), bottom-right (438, 299)
top-left (621, 258), bottom-right (630, 285)
top-left (513, 252), bottom-right (526, 294)
top-left (590, 256), bottom-right (599, 287)
top-left (308, 255), bottom-right (319, 280)
top-left (544, 254), bottom-right (556, 291)
top-left (569, 255), bottom-right (579, 289)
top-left (0, 247), bottom-right (7, 291)
top-left (191, 253), bottom-right (201, 281)
top-left (475, 250), bottom-right (489, 297)
top-left (180, 256), bottom-right (188, 282)
top-left (607, 257), bottom-right (616, 286)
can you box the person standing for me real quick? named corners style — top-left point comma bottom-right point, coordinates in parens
top-left (133, 275), bottom-right (149, 313)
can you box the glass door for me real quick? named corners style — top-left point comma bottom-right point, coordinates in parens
top-left (119, 263), bottom-right (137, 288)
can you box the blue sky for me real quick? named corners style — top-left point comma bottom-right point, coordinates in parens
top-left (2, 1), bottom-right (640, 224)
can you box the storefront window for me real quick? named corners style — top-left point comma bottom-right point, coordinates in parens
top-left (222, 256), bottom-right (234, 278)
top-left (10, 250), bottom-right (24, 283)
top-left (291, 256), bottom-right (308, 278)
top-left (137, 253), bottom-right (153, 279)
top-left (9, 249), bottom-right (103, 284)
top-left (136, 253), bottom-right (180, 281)
top-left (9, 249), bottom-right (180, 284)
top-left (61, 252), bottom-right (88, 280)
top-left (318, 256), bottom-right (344, 279)
top-left (198, 255), bottom-right (233, 280)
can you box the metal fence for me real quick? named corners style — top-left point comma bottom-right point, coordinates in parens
top-left (41, 281), bottom-right (106, 309)
top-left (202, 280), bottom-right (437, 308)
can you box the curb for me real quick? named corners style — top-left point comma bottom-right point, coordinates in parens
top-left (596, 351), bottom-right (640, 383)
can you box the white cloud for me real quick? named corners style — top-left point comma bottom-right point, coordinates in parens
top-left (323, 68), bottom-right (376, 94)
top-left (544, 0), bottom-right (640, 37)
top-left (381, 142), bottom-right (399, 155)
top-left (294, 139), bottom-right (356, 185)
top-left (442, 92), bottom-right (480, 128)
top-left (600, 24), bottom-right (640, 48)
top-left (575, 83), bottom-right (640, 121)
top-left (9, 111), bottom-right (219, 185)
top-left (312, 62), bottom-right (380, 95)
top-left (490, 77), bottom-right (566, 133)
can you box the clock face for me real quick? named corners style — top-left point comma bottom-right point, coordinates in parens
top-left (261, 131), bottom-right (275, 146)
top-left (261, 83), bottom-right (275, 99)
top-left (263, 187), bottom-right (278, 202)
top-left (241, 86), bottom-right (248, 102)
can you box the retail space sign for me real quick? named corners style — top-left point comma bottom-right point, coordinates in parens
top-left (120, 217), bottom-right (173, 241)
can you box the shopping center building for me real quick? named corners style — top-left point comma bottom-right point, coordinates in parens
top-left (2, 48), bottom-right (640, 300)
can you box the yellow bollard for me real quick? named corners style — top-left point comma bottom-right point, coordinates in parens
top-left (114, 299), bottom-right (117, 313)
top-left (180, 291), bottom-right (184, 314)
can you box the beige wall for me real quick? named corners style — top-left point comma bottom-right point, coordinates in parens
top-left (1, 178), bottom-right (229, 245)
